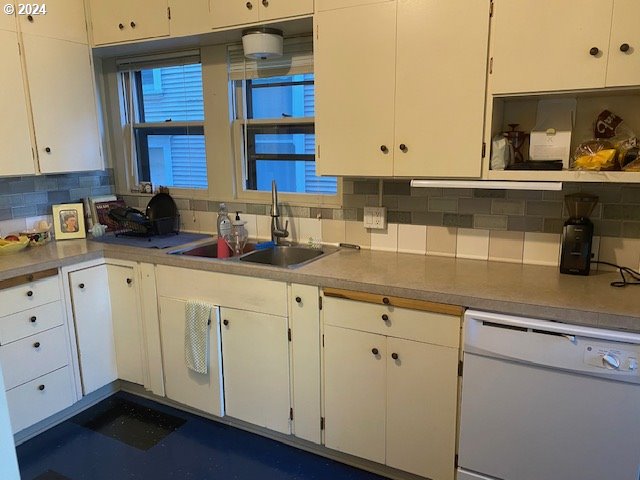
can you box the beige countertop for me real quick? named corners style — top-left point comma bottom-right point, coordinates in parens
top-left (1, 238), bottom-right (638, 332)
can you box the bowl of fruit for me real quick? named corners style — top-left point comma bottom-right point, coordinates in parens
top-left (0, 235), bottom-right (30, 255)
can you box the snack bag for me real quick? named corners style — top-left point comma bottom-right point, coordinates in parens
top-left (571, 140), bottom-right (618, 171)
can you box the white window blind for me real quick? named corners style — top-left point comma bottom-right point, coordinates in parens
top-left (228, 35), bottom-right (313, 80)
top-left (116, 50), bottom-right (201, 72)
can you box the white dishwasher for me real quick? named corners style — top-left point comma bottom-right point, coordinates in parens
top-left (458, 310), bottom-right (640, 480)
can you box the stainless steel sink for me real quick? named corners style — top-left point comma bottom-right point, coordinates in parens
top-left (170, 240), bottom-right (256, 259)
top-left (239, 245), bottom-right (328, 268)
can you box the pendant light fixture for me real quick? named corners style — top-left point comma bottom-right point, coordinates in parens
top-left (242, 27), bottom-right (283, 60)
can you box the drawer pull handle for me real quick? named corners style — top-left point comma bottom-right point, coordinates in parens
top-left (391, 352), bottom-right (399, 360)
top-left (33, 342), bottom-right (40, 348)
top-left (38, 384), bottom-right (45, 391)
top-left (30, 316), bottom-right (37, 323)
top-left (223, 319), bottom-right (229, 326)
top-left (382, 314), bottom-right (389, 322)
top-left (79, 283), bottom-right (85, 289)
top-left (371, 348), bottom-right (379, 355)
top-left (27, 290), bottom-right (33, 297)
top-left (382, 297), bottom-right (390, 305)
top-left (295, 296), bottom-right (302, 304)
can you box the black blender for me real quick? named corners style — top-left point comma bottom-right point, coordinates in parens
top-left (560, 193), bottom-right (599, 275)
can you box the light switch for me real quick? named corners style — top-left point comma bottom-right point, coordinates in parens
top-left (363, 207), bottom-right (387, 230)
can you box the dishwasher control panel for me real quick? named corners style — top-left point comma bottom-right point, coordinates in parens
top-left (584, 344), bottom-right (639, 373)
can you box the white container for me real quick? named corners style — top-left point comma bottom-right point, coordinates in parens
top-left (529, 98), bottom-right (576, 168)
top-left (242, 28), bottom-right (283, 60)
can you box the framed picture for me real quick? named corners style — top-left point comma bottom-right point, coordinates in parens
top-left (52, 203), bottom-right (86, 240)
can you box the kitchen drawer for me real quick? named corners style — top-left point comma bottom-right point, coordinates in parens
top-left (0, 325), bottom-right (68, 390)
top-left (156, 265), bottom-right (287, 317)
top-left (0, 301), bottom-right (64, 345)
top-left (0, 273), bottom-right (60, 318)
top-left (323, 296), bottom-right (460, 348)
top-left (6, 366), bottom-right (74, 434)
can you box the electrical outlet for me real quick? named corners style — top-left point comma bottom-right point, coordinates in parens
top-left (363, 206), bottom-right (387, 230)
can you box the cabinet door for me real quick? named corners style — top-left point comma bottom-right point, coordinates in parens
top-left (22, 35), bottom-right (102, 173)
top-left (159, 297), bottom-right (224, 416)
top-left (126, 0), bottom-right (170, 41)
top-left (69, 265), bottom-right (117, 395)
top-left (323, 325), bottom-right (386, 464)
top-left (260, 0), bottom-right (313, 21)
top-left (169, 0), bottom-right (211, 37)
top-left (0, 30), bottom-right (35, 176)
top-left (89, 0), bottom-right (169, 45)
top-left (315, 2), bottom-right (396, 176)
top-left (107, 265), bottom-right (143, 385)
top-left (220, 308), bottom-right (290, 434)
top-left (605, 0), bottom-right (640, 87)
top-left (316, 0), bottom-right (392, 12)
top-left (393, 0), bottom-right (488, 178)
top-left (18, 0), bottom-right (88, 44)
top-left (490, 0), bottom-right (613, 94)
top-left (386, 337), bottom-right (458, 480)
top-left (0, 4), bottom-right (16, 31)
top-left (211, 0), bottom-right (259, 28)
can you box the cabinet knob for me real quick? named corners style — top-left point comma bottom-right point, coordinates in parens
top-left (391, 352), bottom-right (399, 360)
top-left (126, 278), bottom-right (133, 285)
top-left (223, 319), bottom-right (229, 326)
top-left (262, 0), bottom-right (269, 5)
top-left (382, 297), bottom-right (390, 305)
top-left (382, 314), bottom-right (389, 322)
top-left (399, 144), bottom-right (408, 153)
top-left (44, 147), bottom-right (51, 153)
top-left (26, 290), bottom-right (33, 297)
top-left (620, 43), bottom-right (630, 53)
top-left (79, 283), bottom-right (85, 289)
top-left (38, 384), bottom-right (45, 391)
top-left (371, 348), bottom-right (379, 355)
top-left (295, 296), bottom-right (302, 304)
top-left (27, 15), bottom-right (33, 22)
top-left (130, 21), bottom-right (136, 28)
top-left (380, 145), bottom-right (388, 153)
top-left (589, 47), bottom-right (600, 56)
top-left (246, 1), bottom-right (253, 9)
top-left (33, 342), bottom-right (40, 348)
top-left (118, 23), bottom-right (124, 30)
top-left (30, 316), bottom-right (37, 323)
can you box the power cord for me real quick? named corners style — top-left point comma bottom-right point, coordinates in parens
top-left (593, 261), bottom-right (640, 287)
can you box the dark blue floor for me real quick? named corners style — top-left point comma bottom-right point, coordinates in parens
top-left (17, 392), bottom-right (389, 480)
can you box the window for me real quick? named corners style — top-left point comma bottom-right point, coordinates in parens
top-left (229, 39), bottom-right (337, 196)
top-left (119, 54), bottom-right (207, 190)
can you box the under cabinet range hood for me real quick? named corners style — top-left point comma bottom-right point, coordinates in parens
top-left (410, 180), bottom-right (563, 191)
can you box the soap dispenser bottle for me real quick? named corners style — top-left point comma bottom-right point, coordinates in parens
top-left (229, 211), bottom-right (248, 257)
top-left (216, 203), bottom-right (232, 258)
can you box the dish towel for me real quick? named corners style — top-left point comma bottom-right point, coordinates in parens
top-left (185, 300), bottom-right (212, 374)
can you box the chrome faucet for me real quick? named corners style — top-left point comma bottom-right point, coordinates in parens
top-left (270, 180), bottom-right (289, 245)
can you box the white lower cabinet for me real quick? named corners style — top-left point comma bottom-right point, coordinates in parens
top-left (323, 294), bottom-right (461, 480)
top-left (159, 296), bottom-right (224, 416)
top-left (220, 307), bottom-right (291, 434)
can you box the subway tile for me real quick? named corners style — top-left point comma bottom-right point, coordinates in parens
top-left (12, 206), bottom-right (37, 218)
top-left (100, 176), bottom-right (114, 186)
top-left (382, 195), bottom-right (398, 210)
top-left (0, 194), bottom-right (23, 208)
top-left (343, 194), bottom-right (367, 208)
top-left (342, 180), bottom-right (354, 195)
top-left (542, 217), bottom-right (565, 234)
top-left (240, 213), bottom-right (257, 239)
top-left (622, 222), bottom-right (640, 239)
top-left (56, 176), bottom-right (79, 189)
top-left (321, 219), bottom-right (346, 245)
top-left (10, 178), bottom-right (35, 194)
top-left (366, 195), bottom-right (381, 207)
top-left (90, 186), bottom-right (114, 196)
top-left (370, 223), bottom-right (398, 252)
top-left (492, 199), bottom-right (525, 215)
top-left (190, 199), bottom-right (208, 211)
top-left (443, 188), bottom-right (472, 198)
top-left (593, 219), bottom-right (622, 237)
top-left (255, 215), bottom-right (271, 240)
top-left (173, 198), bottom-right (190, 210)
top-left (180, 210), bottom-right (199, 232)
top-left (298, 217), bottom-right (322, 244)
top-left (345, 221), bottom-right (371, 248)
top-left (603, 204), bottom-right (640, 221)
top-left (69, 188), bottom-right (92, 202)
top-left (411, 187), bottom-right (442, 197)
top-left (356, 208), bottom-right (364, 222)
top-left (36, 204), bottom-right (51, 216)
top-left (526, 201), bottom-right (563, 217)
top-left (489, 231), bottom-right (524, 263)
top-left (224, 202), bottom-right (246, 213)
top-left (456, 228), bottom-right (490, 260)
top-left (320, 208), bottom-right (334, 220)
top-left (474, 214), bottom-right (508, 230)
top-left (506, 190), bottom-right (543, 200)
top-left (207, 201), bottom-right (221, 212)
top-left (591, 185), bottom-right (622, 203)
top-left (196, 211), bottom-right (216, 234)
top-left (397, 196), bottom-right (427, 212)
top-left (459, 197), bottom-right (492, 215)
top-left (621, 186), bottom-right (640, 204)
top-left (426, 226), bottom-right (457, 257)
top-left (598, 237), bottom-right (640, 271)
top-left (397, 224), bottom-right (426, 255)
top-left (247, 203), bottom-right (268, 215)
top-left (48, 190), bottom-right (71, 204)
top-left (287, 206), bottom-right (310, 218)
top-left (341, 208), bottom-right (358, 221)
top-left (474, 189), bottom-right (506, 198)
top-left (412, 211), bottom-right (444, 226)
top-left (34, 176), bottom-right (58, 191)
top-left (79, 176), bottom-right (101, 187)
top-left (507, 216), bottom-right (543, 232)
top-left (542, 190), bottom-right (566, 201)
top-left (383, 181), bottom-right (410, 196)
top-left (353, 180), bottom-right (379, 195)
top-left (443, 213), bottom-right (473, 228)
top-left (522, 232), bottom-right (561, 266)
top-left (429, 197), bottom-right (458, 213)
top-left (0, 208), bottom-right (11, 221)
top-left (22, 192), bottom-right (48, 205)
top-left (387, 211), bottom-right (412, 224)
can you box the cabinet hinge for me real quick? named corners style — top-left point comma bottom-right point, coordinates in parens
top-left (17, 41), bottom-right (21, 56)
top-left (167, 6), bottom-right (171, 19)
top-left (455, 454), bottom-right (459, 468)
top-left (289, 408), bottom-right (294, 421)
top-left (489, 1), bottom-right (494, 17)
top-left (322, 334), bottom-right (324, 348)
top-left (489, 57), bottom-right (493, 75)
top-left (319, 296), bottom-right (323, 310)
top-left (458, 360), bottom-right (464, 377)
top-left (288, 328), bottom-right (292, 342)
top-left (481, 142), bottom-right (486, 158)
top-left (317, 144), bottom-right (320, 159)
top-left (320, 417), bottom-right (325, 430)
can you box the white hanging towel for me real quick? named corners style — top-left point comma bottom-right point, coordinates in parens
top-left (185, 300), bottom-right (212, 374)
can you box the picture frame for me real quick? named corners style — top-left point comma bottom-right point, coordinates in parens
top-left (52, 203), bottom-right (86, 240)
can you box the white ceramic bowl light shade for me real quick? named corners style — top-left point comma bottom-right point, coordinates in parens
top-left (242, 27), bottom-right (283, 59)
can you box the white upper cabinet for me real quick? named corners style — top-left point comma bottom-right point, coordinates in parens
top-left (315, 0), bottom-right (489, 178)
top-left (89, 0), bottom-right (169, 46)
top-left (489, 0), bottom-right (614, 94)
top-left (605, 0), bottom-right (640, 87)
top-left (22, 35), bottom-right (102, 174)
top-left (18, 0), bottom-right (88, 44)
top-left (316, 0), bottom-right (392, 11)
top-left (168, 0), bottom-right (212, 37)
top-left (0, 5), bottom-right (16, 31)
top-left (211, 0), bottom-right (312, 28)
top-left (0, 30), bottom-right (35, 176)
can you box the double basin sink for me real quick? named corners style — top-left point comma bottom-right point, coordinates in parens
top-left (169, 239), bottom-right (330, 268)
